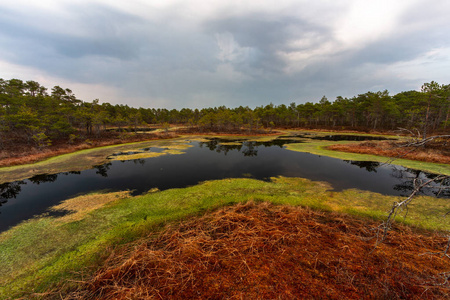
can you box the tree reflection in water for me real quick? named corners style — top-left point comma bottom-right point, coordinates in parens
top-left (343, 160), bottom-right (380, 173)
top-left (391, 168), bottom-right (450, 197)
top-left (94, 163), bottom-right (112, 177)
top-left (0, 139), bottom-right (448, 231)
top-left (0, 181), bottom-right (25, 204)
top-left (198, 138), bottom-right (303, 156)
top-left (0, 172), bottom-right (81, 203)
top-left (342, 161), bottom-right (449, 197)
top-left (29, 174), bottom-right (58, 184)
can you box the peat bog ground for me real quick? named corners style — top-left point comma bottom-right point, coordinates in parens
top-left (64, 201), bottom-right (449, 300)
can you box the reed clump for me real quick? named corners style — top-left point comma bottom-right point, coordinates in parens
top-left (65, 201), bottom-right (449, 299)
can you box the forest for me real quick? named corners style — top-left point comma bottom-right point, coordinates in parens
top-left (1, 78), bottom-right (449, 149)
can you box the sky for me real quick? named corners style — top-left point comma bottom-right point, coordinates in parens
top-left (0, 0), bottom-right (449, 109)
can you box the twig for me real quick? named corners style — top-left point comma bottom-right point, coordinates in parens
top-left (376, 176), bottom-right (447, 246)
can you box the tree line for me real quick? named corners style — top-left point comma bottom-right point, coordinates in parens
top-left (0, 78), bottom-right (449, 148)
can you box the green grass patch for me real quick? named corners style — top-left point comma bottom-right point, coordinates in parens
top-left (0, 139), bottom-right (192, 184)
top-left (1, 177), bottom-right (448, 299)
top-left (286, 141), bottom-right (450, 176)
top-left (3, 131), bottom-right (445, 184)
top-left (283, 129), bottom-right (401, 139)
top-left (325, 189), bottom-right (450, 229)
top-left (109, 144), bottom-right (191, 161)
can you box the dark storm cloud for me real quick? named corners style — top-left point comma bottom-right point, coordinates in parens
top-left (203, 14), bottom-right (333, 74)
top-left (0, 1), bottom-right (219, 90)
top-left (0, 3), bottom-right (152, 86)
top-left (199, 9), bottom-right (435, 105)
top-left (0, 4), bottom-right (144, 61)
top-left (0, 1), bottom-right (449, 109)
top-left (350, 31), bottom-right (449, 66)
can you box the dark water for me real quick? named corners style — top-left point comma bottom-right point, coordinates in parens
top-left (0, 139), bottom-right (448, 232)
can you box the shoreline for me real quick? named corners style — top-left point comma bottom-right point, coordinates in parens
top-left (0, 132), bottom-right (178, 168)
top-left (3, 127), bottom-right (446, 168)
top-left (1, 129), bottom-right (449, 184)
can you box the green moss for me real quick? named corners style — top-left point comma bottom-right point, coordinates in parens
top-left (285, 141), bottom-right (450, 176)
top-left (3, 131), bottom-right (446, 184)
top-left (109, 144), bottom-right (192, 161)
top-left (0, 139), bottom-right (192, 184)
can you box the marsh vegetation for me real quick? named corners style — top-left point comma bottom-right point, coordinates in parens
top-left (0, 133), bottom-right (449, 299)
top-left (1, 77), bottom-right (449, 299)
top-left (1, 135), bottom-right (448, 232)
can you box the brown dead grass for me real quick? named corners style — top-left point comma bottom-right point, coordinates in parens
top-left (50, 191), bottom-right (132, 223)
top-left (64, 202), bottom-right (449, 300)
top-left (0, 132), bottom-right (178, 167)
top-left (0, 127), bottom-right (279, 168)
top-left (328, 140), bottom-right (450, 164)
top-left (174, 127), bottom-right (279, 136)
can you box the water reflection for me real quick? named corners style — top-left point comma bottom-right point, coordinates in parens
top-left (0, 138), bottom-right (448, 232)
top-left (0, 181), bottom-right (25, 203)
top-left (94, 163), bottom-right (112, 177)
top-left (199, 139), bottom-right (244, 155)
top-left (132, 159), bottom-right (146, 165)
top-left (107, 147), bottom-right (167, 159)
top-left (198, 138), bottom-right (303, 156)
top-left (391, 168), bottom-right (450, 198)
top-left (0, 171), bottom-right (82, 207)
top-left (343, 161), bottom-right (380, 172)
top-left (29, 174), bottom-right (58, 184)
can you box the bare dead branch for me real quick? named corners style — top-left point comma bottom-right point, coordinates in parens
top-left (402, 135), bottom-right (450, 147)
top-left (376, 175), bottom-right (448, 246)
top-left (376, 130), bottom-right (450, 272)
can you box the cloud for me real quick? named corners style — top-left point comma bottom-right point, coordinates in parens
top-left (0, 3), bottom-right (144, 59)
top-left (205, 13), bottom-right (334, 76)
top-left (0, 0), bottom-right (449, 109)
top-left (215, 32), bottom-right (254, 63)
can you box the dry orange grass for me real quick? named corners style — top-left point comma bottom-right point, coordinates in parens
top-left (64, 202), bottom-right (449, 299)
top-left (0, 144), bottom-right (92, 167)
top-left (328, 140), bottom-right (450, 164)
top-left (50, 191), bottom-right (132, 223)
top-left (0, 133), bottom-right (178, 167)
